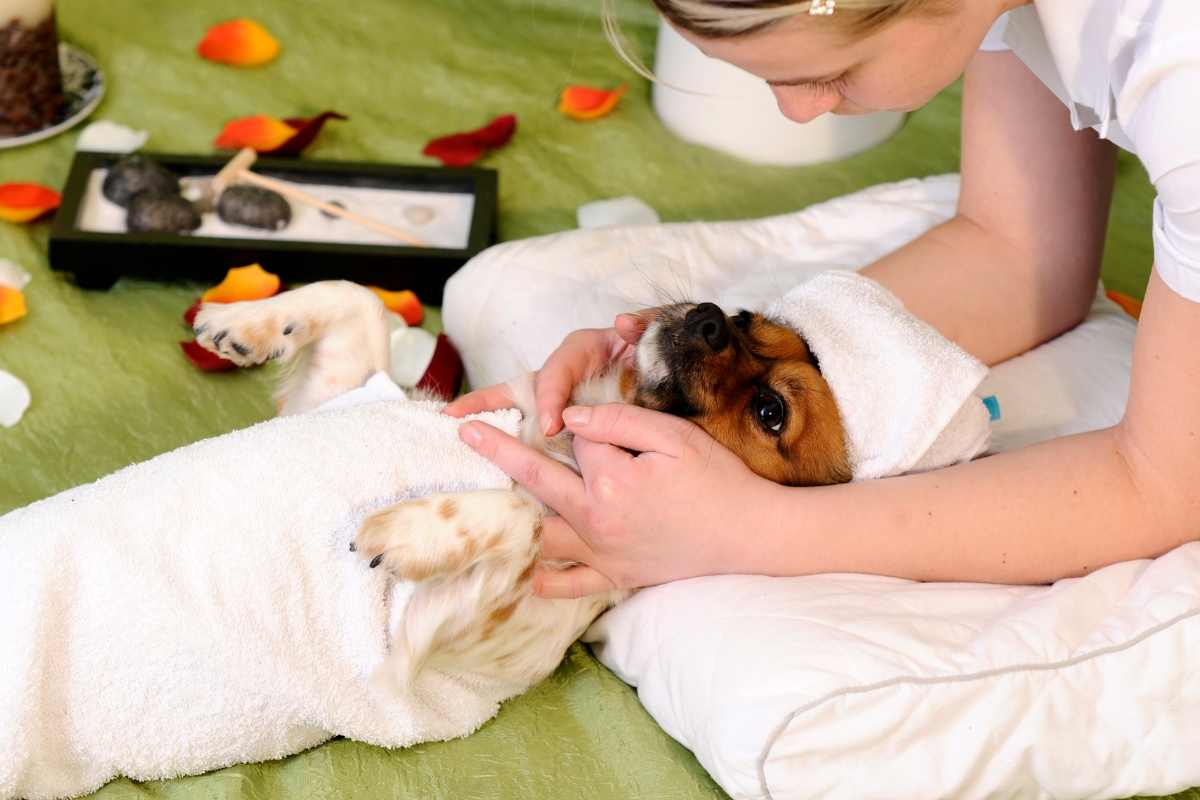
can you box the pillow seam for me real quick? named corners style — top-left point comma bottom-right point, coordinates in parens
top-left (753, 604), bottom-right (1200, 800)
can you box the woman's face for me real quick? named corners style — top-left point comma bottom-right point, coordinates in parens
top-left (674, 2), bottom-right (1013, 123)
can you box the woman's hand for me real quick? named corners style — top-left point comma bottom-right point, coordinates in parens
top-left (458, 403), bottom-right (778, 598)
top-left (443, 312), bottom-right (652, 435)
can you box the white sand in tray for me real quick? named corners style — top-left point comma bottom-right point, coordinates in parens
top-left (76, 169), bottom-right (476, 250)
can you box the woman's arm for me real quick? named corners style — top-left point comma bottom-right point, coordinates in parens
top-left (455, 48), bottom-right (1198, 597)
top-left (864, 49), bottom-right (1117, 365)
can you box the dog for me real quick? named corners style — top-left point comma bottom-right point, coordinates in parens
top-left (193, 280), bottom-right (850, 698)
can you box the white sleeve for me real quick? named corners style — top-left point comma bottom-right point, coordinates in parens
top-left (1126, 63), bottom-right (1200, 302)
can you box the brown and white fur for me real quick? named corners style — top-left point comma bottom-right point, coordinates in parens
top-left (193, 281), bottom-right (850, 698)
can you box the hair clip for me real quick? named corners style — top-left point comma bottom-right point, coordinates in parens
top-left (809, 0), bottom-right (836, 15)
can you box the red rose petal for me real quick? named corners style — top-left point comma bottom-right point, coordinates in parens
top-left (181, 340), bottom-right (238, 372)
top-left (415, 334), bottom-right (465, 401)
top-left (276, 111), bottom-right (349, 155)
top-left (422, 115), bottom-right (517, 167)
top-left (183, 298), bottom-right (203, 327)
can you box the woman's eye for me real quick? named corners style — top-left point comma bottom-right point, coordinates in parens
top-left (753, 391), bottom-right (786, 434)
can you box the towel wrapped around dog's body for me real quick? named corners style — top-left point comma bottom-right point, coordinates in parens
top-left (0, 376), bottom-right (521, 800)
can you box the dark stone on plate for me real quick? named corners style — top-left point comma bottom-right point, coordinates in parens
top-left (126, 190), bottom-right (202, 234)
top-left (102, 155), bottom-right (181, 208)
top-left (217, 185), bottom-right (292, 231)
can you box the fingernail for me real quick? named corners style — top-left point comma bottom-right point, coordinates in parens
top-left (540, 413), bottom-right (555, 435)
top-left (563, 406), bottom-right (590, 426)
top-left (460, 423), bottom-right (483, 447)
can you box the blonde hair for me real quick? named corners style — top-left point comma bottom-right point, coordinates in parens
top-left (602, 0), bottom-right (940, 79)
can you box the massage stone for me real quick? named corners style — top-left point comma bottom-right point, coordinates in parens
top-left (126, 190), bottom-right (202, 234)
top-left (102, 155), bottom-right (181, 208)
top-left (217, 185), bottom-right (292, 231)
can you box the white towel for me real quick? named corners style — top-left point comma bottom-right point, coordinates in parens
top-left (0, 374), bottom-right (522, 800)
top-left (765, 271), bottom-right (991, 480)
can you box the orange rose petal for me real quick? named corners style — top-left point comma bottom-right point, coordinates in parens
top-left (0, 183), bottom-right (61, 223)
top-left (201, 264), bottom-right (282, 303)
top-left (0, 287), bottom-right (27, 325)
top-left (197, 19), bottom-right (280, 67)
top-left (214, 111), bottom-right (346, 155)
top-left (557, 84), bottom-right (627, 120)
top-left (214, 115), bottom-right (297, 152)
top-left (1106, 289), bottom-right (1143, 320)
top-left (369, 287), bottom-right (423, 326)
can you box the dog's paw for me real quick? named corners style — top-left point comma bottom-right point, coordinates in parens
top-left (353, 498), bottom-right (450, 582)
top-left (192, 300), bottom-right (302, 367)
top-left (353, 491), bottom-right (542, 582)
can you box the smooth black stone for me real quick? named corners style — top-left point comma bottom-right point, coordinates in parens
top-left (102, 155), bottom-right (181, 208)
top-left (126, 190), bottom-right (202, 234)
top-left (217, 185), bottom-right (292, 231)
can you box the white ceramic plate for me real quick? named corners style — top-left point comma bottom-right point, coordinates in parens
top-left (0, 43), bottom-right (105, 150)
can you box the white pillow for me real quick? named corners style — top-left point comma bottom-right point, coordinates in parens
top-left (584, 550), bottom-right (1200, 800)
top-left (443, 175), bottom-right (1193, 800)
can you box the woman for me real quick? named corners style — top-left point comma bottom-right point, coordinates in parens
top-left (447, 0), bottom-right (1200, 599)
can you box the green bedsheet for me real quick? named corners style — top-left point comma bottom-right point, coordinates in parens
top-left (0, 1), bottom-right (1184, 798)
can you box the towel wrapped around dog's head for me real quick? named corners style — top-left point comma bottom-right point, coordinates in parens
top-left (765, 271), bottom-right (991, 480)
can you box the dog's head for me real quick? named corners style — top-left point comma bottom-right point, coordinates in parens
top-left (622, 303), bottom-right (850, 486)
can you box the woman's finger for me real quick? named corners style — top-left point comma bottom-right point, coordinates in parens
top-left (534, 329), bottom-right (614, 436)
top-left (613, 308), bottom-right (658, 346)
top-left (562, 403), bottom-right (700, 457)
top-left (533, 564), bottom-right (617, 599)
top-left (459, 421), bottom-right (588, 519)
top-left (538, 515), bottom-right (594, 562)
top-left (442, 382), bottom-right (514, 418)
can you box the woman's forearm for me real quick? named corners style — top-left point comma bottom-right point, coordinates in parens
top-left (862, 213), bottom-right (1099, 366)
top-left (746, 426), bottom-right (1193, 584)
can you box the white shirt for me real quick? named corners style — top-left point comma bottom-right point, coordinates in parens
top-left (980, 1), bottom-right (1200, 302)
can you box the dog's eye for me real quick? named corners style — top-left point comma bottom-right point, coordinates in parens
top-left (752, 389), bottom-right (786, 435)
top-left (733, 310), bottom-right (753, 331)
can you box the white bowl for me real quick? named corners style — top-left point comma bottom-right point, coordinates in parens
top-left (651, 22), bottom-right (905, 165)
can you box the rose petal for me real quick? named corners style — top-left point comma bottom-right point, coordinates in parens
top-left (0, 183), bottom-right (61, 223)
top-left (414, 334), bottom-right (465, 401)
top-left (422, 114), bottom-right (517, 167)
top-left (0, 369), bottom-right (31, 427)
top-left (197, 19), bottom-right (280, 67)
top-left (275, 111), bottom-right (348, 155)
top-left (368, 287), bottom-right (423, 325)
top-left (0, 287), bottom-right (27, 326)
top-left (0, 258), bottom-right (31, 291)
top-left (201, 264), bottom-right (281, 303)
top-left (76, 120), bottom-right (150, 153)
top-left (183, 298), bottom-right (203, 327)
top-left (214, 115), bottom-right (297, 152)
top-left (214, 111), bottom-right (346, 155)
top-left (558, 84), bottom-right (627, 120)
top-left (180, 340), bottom-right (238, 372)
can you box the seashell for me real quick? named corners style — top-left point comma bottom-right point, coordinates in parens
top-left (216, 185), bottom-right (292, 231)
top-left (126, 190), bottom-right (202, 234)
top-left (320, 199), bottom-right (347, 220)
top-left (102, 155), bottom-right (180, 208)
top-left (403, 205), bottom-right (436, 226)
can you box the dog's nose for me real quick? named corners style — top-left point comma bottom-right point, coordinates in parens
top-left (684, 303), bottom-right (730, 352)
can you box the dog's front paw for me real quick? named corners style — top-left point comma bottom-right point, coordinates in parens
top-left (353, 491), bottom-right (541, 582)
top-left (192, 301), bottom-right (303, 367)
top-left (354, 498), bottom-right (452, 581)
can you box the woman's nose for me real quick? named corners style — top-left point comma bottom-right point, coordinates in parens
top-left (769, 85), bottom-right (841, 124)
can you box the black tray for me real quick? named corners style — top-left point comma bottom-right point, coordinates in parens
top-left (48, 151), bottom-right (498, 304)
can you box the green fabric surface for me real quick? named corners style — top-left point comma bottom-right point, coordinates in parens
top-left (0, 0), bottom-right (1179, 798)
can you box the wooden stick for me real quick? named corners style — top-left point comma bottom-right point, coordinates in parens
top-left (215, 148), bottom-right (427, 247)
